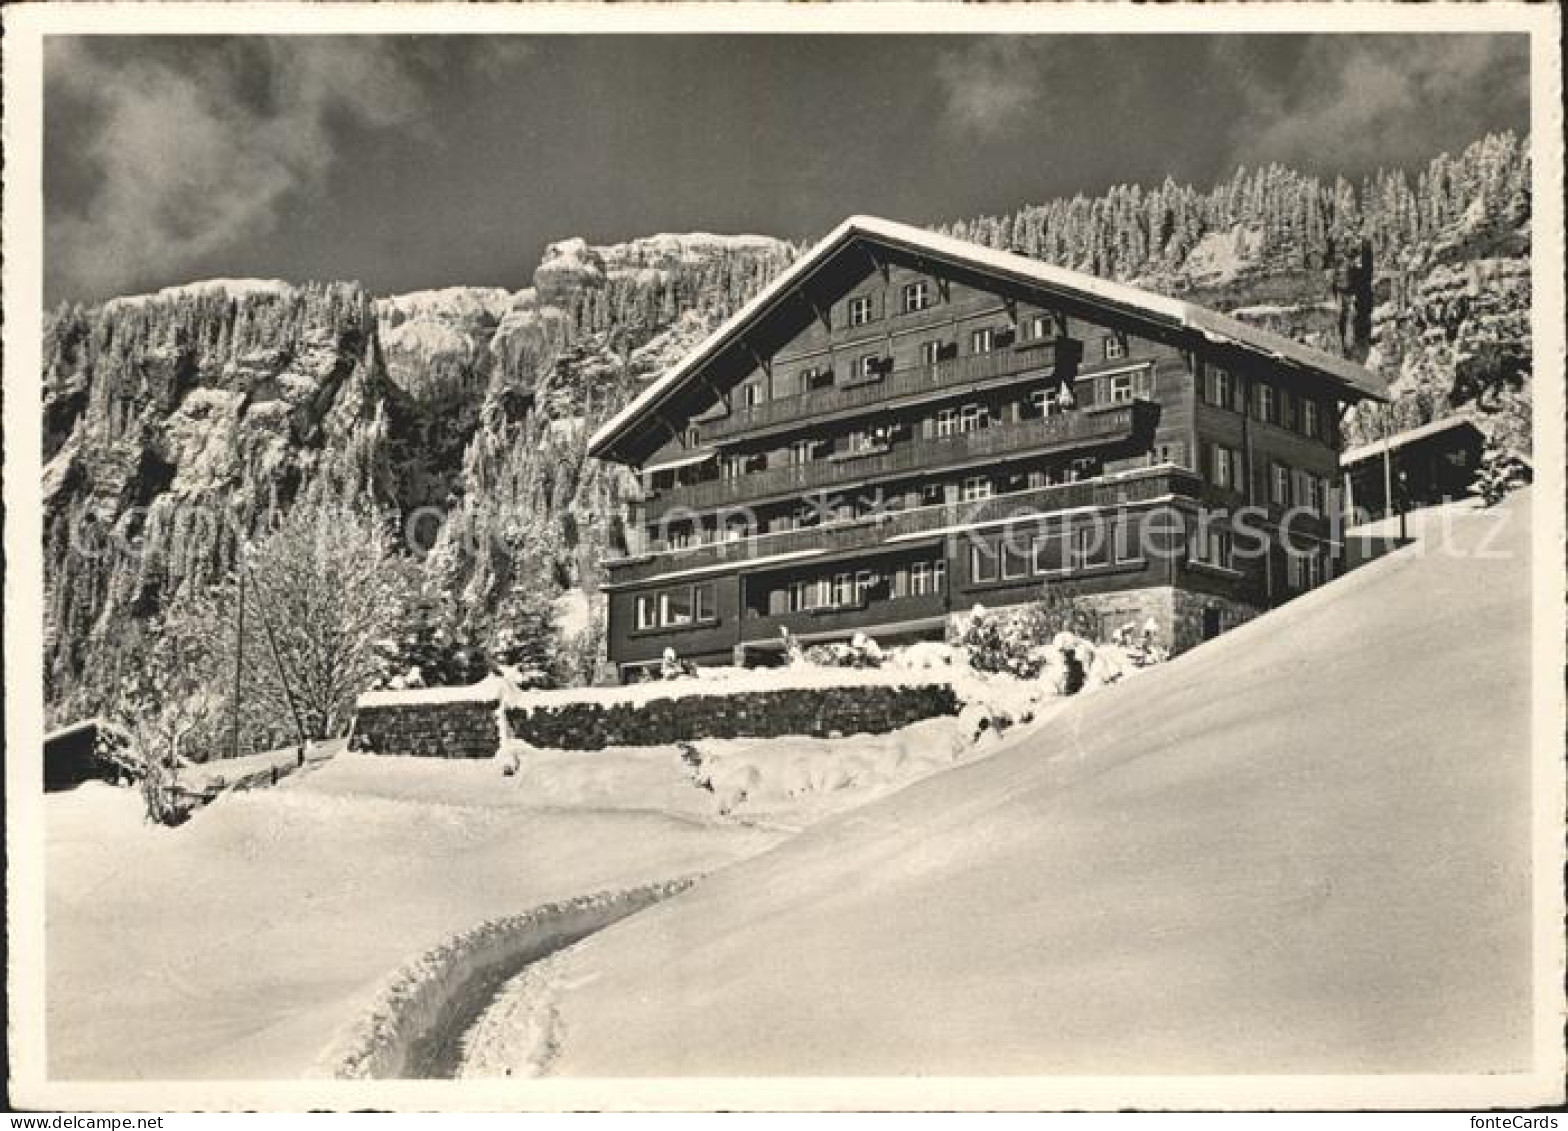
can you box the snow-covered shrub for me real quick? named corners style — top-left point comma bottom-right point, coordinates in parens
top-left (1473, 443), bottom-right (1532, 506)
top-left (1039, 631), bottom-right (1093, 695)
top-left (800, 632), bottom-right (884, 669)
top-left (1108, 618), bottom-right (1170, 669)
top-left (958, 605), bottom-right (1051, 679)
top-left (659, 647), bottom-right (697, 680)
top-left (888, 641), bottom-right (958, 670)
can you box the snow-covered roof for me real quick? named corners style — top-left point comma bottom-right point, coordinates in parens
top-left (589, 215), bottom-right (1387, 461)
top-left (1340, 415), bottom-right (1485, 466)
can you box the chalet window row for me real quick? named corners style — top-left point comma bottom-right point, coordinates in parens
top-left (766, 557), bottom-right (950, 616)
top-left (969, 518), bottom-right (1145, 584)
top-left (635, 582), bottom-right (718, 630)
top-left (1201, 361), bottom-right (1328, 440)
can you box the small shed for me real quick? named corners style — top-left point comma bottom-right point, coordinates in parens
top-left (1341, 416), bottom-right (1486, 521)
top-left (43, 718), bottom-right (134, 791)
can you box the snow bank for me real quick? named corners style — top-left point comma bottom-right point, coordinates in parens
top-left (317, 878), bottom-right (696, 1079)
top-left (509, 664), bottom-right (953, 712)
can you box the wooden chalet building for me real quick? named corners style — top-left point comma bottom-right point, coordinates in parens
top-left (589, 216), bottom-right (1386, 680)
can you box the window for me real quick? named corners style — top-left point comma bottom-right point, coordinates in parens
top-left (1307, 474), bottom-right (1327, 514)
top-left (919, 340), bottom-right (944, 366)
top-left (1020, 314), bottom-right (1054, 343)
top-left (693, 583), bottom-right (715, 621)
top-left (743, 384), bottom-right (764, 409)
top-left (856, 353), bottom-right (883, 380)
top-left (909, 562), bottom-right (933, 596)
top-left (848, 295), bottom-right (874, 327)
top-left (791, 438), bottom-right (817, 465)
top-left (1113, 518), bottom-right (1141, 563)
top-left (1002, 540), bottom-right (1031, 580)
top-left (1305, 552), bottom-right (1324, 589)
top-left (1152, 441), bottom-right (1189, 469)
top-left (1190, 524), bottom-right (1233, 569)
top-left (961, 475), bottom-right (993, 502)
top-left (1107, 373), bottom-right (1135, 405)
top-left (1206, 364), bottom-right (1233, 409)
top-left (921, 482), bottom-right (945, 507)
top-left (1279, 389), bottom-right (1297, 431)
top-left (1271, 463), bottom-right (1291, 506)
top-left (1075, 523), bottom-right (1113, 568)
top-left (856, 571), bottom-right (876, 601)
top-left (933, 559), bottom-right (947, 591)
top-left (660, 588), bottom-right (694, 626)
top-left (1302, 399), bottom-right (1321, 439)
top-left (1209, 443), bottom-right (1242, 490)
top-left (902, 281), bottom-right (932, 313)
top-left (635, 595), bottom-right (657, 631)
top-left (832, 573), bottom-right (855, 608)
top-left (970, 327), bottom-right (996, 354)
top-left (685, 427), bottom-right (700, 447)
top-left (669, 527), bottom-right (694, 550)
top-left (1285, 552), bottom-right (1304, 590)
top-left (802, 366), bottom-right (833, 392)
top-left (1029, 388), bottom-right (1059, 418)
top-left (1254, 383), bottom-right (1275, 423)
top-left (970, 544), bottom-right (999, 583)
top-left (959, 403), bottom-right (988, 432)
top-left (1103, 334), bottom-right (1128, 361)
top-left (935, 407), bottom-right (958, 437)
top-left (1032, 531), bottom-right (1069, 574)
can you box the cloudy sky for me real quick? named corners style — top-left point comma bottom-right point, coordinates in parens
top-left (45, 33), bottom-right (1530, 305)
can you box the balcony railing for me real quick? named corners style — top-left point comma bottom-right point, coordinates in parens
top-left (646, 400), bottom-right (1157, 519)
top-left (739, 592), bottom-right (950, 644)
top-left (606, 464), bottom-right (1205, 586)
top-left (703, 340), bottom-right (1063, 441)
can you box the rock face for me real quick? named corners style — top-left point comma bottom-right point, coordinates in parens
top-left (41, 236), bottom-right (796, 725)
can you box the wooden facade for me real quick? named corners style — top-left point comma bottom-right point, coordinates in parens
top-left (590, 217), bottom-right (1385, 679)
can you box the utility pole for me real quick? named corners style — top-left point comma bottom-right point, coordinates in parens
top-left (231, 560), bottom-right (245, 761)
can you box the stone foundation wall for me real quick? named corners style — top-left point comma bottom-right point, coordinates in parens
top-left (351, 699), bottom-right (501, 759)
top-left (505, 683), bottom-right (962, 752)
top-left (945, 585), bottom-right (1260, 656)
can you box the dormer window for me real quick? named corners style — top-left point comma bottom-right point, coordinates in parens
top-left (902, 281), bottom-right (933, 313)
top-left (848, 295), bottom-right (874, 327)
top-left (1103, 333), bottom-right (1128, 360)
top-left (743, 384), bottom-right (764, 408)
top-left (685, 427), bottom-right (700, 447)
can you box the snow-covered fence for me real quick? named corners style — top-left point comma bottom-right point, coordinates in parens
top-left (317, 878), bottom-right (695, 1080)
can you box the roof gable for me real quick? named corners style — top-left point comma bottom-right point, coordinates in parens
top-left (589, 215), bottom-right (1387, 462)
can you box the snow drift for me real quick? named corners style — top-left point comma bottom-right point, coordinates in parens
top-left (518, 493), bottom-right (1538, 1077)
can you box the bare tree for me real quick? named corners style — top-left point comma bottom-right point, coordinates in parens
top-left (217, 504), bottom-right (415, 742)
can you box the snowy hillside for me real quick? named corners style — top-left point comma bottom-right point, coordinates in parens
top-left (491, 494), bottom-right (1536, 1077)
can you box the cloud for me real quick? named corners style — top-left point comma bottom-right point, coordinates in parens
top-left (935, 40), bottom-right (1061, 139)
top-left (46, 38), bottom-right (447, 302)
top-left (1222, 35), bottom-right (1530, 170)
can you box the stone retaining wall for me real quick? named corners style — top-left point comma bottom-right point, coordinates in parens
top-left (505, 683), bottom-right (962, 752)
top-left (351, 699), bottom-right (501, 759)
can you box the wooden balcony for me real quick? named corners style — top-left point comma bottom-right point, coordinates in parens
top-left (605, 464), bottom-right (1205, 586)
top-left (647, 400), bottom-right (1157, 519)
top-left (703, 340), bottom-right (1063, 441)
top-left (739, 592), bottom-right (950, 645)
